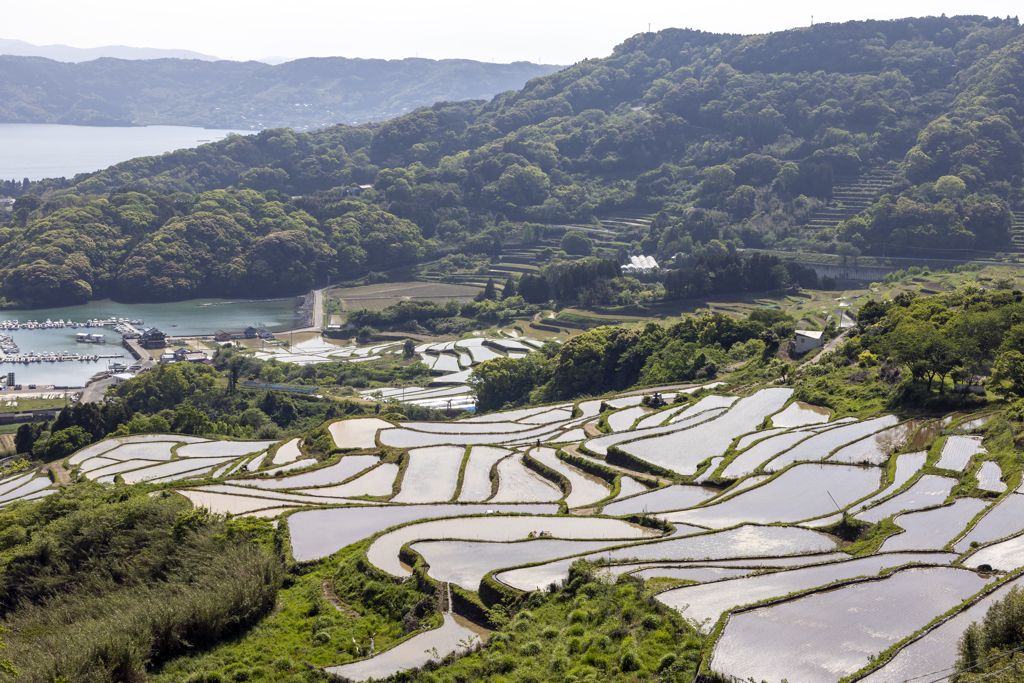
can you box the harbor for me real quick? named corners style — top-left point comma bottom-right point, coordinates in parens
top-left (0, 296), bottom-right (303, 387)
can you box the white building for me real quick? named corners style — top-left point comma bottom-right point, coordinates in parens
top-left (794, 330), bottom-right (825, 354)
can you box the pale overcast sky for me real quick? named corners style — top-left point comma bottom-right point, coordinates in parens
top-left (4, 0), bottom-right (1022, 64)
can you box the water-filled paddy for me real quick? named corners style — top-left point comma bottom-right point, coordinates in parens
top-left (237, 455), bottom-right (379, 489)
top-left (770, 401), bottom-right (831, 428)
top-left (631, 566), bottom-right (750, 583)
top-left (495, 525), bottom-right (836, 591)
top-left (613, 476), bottom-right (649, 500)
top-left (619, 389), bottom-right (792, 474)
top-left (976, 461), bottom-right (1006, 492)
top-left (856, 474), bottom-right (956, 523)
top-left (67, 440), bottom-right (121, 465)
top-left (530, 448), bottom-right (609, 508)
top-left (666, 464), bottom-right (880, 528)
top-left (607, 406), bottom-right (649, 432)
top-left (392, 446), bottom-right (464, 503)
top-left (858, 576), bottom-right (1023, 683)
top-left (709, 567), bottom-right (991, 683)
top-left (853, 451), bottom-right (927, 513)
top-left (288, 504), bottom-right (559, 561)
top-left (953, 493), bottom-right (1024, 552)
top-left (298, 463), bottom-right (398, 498)
top-left (936, 435), bottom-right (986, 471)
top-left (720, 431), bottom-right (809, 479)
top-left (491, 455), bottom-right (562, 502)
top-left (763, 416), bottom-right (899, 471)
top-left (328, 418), bottom-right (391, 449)
top-left (105, 442), bottom-right (179, 461)
top-left (658, 552), bottom-right (957, 629)
top-left (326, 613), bottom-right (484, 681)
top-left (272, 439), bottom-right (302, 464)
top-left (120, 457), bottom-right (234, 483)
top-left (178, 440), bottom-right (277, 458)
top-left (733, 428), bottom-right (785, 451)
top-left (965, 533), bottom-right (1024, 570)
top-left (411, 538), bottom-right (619, 590)
top-left (600, 484), bottom-right (716, 516)
top-left (827, 420), bottom-right (922, 465)
top-left (458, 446), bottom-right (511, 502)
top-left (367, 515), bottom-right (659, 577)
top-left (878, 498), bottom-right (990, 552)
top-left (582, 408), bottom-right (723, 456)
top-left (0, 477), bottom-right (51, 504)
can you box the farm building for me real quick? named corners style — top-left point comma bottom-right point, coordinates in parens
top-left (794, 330), bottom-right (825, 354)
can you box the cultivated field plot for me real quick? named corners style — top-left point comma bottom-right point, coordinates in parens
top-left (657, 552), bottom-right (957, 628)
top-left (329, 282), bottom-right (483, 313)
top-left (529, 448), bottom-right (610, 508)
top-left (709, 567), bottom-right (991, 683)
top-left (367, 515), bottom-right (659, 577)
top-left (855, 474), bottom-right (957, 523)
top-left (329, 418), bottom-right (391, 449)
top-left (763, 415), bottom-right (899, 472)
top-left (953, 493), bottom-right (1024, 552)
top-left (411, 538), bottom-right (620, 590)
top-left (392, 446), bottom-right (464, 503)
top-left (937, 435), bottom-right (987, 471)
top-left (495, 525), bottom-right (837, 591)
top-left (770, 401), bottom-right (831, 428)
top-left (858, 576), bottom-right (1024, 683)
top-left (667, 464), bottom-right (881, 528)
top-left (878, 498), bottom-right (990, 552)
top-left (326, 613), bottom-right (483, 682)
top-left (618, 389), bottom-right (793, 474)
top-left (458, 446), bottom-right (511, 502)
top-left (491, 455), bottom-right (562, 502)
top-left (53, 381), bottom-right (1023, 681)
top-left (601, 484), bottom-right (717, 516)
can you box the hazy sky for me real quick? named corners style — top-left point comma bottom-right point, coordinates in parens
top-left (5, 0), bottom-right (1022, 64)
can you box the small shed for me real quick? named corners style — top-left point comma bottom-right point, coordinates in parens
top-left (794, 330), bottom-right (825, 355)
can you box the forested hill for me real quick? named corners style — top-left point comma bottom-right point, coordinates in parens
top-left (0, 56), bottom-right (563, 129)
top-left (2, 15), bottom-right (1024, 307)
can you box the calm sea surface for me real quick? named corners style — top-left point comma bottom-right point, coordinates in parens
top-left (1, 297), bottom-right (302, 387)
top-left (0, 123), bottom-right (252, 181)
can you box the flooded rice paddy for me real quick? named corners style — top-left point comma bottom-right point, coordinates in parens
top-left (666, 464), bottom-right (881, 528)
top-left (600, 484), bottom-right (716, 516)
top-left (32, 380), bottom-right (1019, 681)
top-left (878, 498), bottom-right (990, 552)
top-left (953, 493), bottom-right (1024, 552)
top-left (709, 567), bottom-right (991, 683)
top-left (367, 515), bottom-right (659, 577)
top-left (658, 552), bottom-right (958, 629)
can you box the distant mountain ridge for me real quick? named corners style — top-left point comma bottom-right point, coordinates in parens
top-left (0, 37), bottom-right (220, 62)
top-left (0, 54), bottom-right (564, 130)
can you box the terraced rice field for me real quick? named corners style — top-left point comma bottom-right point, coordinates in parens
top-left (47, 380), bottom-right (1021, 681)
top-left (878, 498), bottom-right (990, 552)
top-left (953, 493), bottom-right (1024, 552)
top-left (856, 475), bottom-right (957, 523)
top-left (858, 576), bottom-right (1024, 683)
top-left (367, 515), bottom-right (658, 577)
top-left (601, 484), bottom-right (716, 516)
top-left (329, 418), bottom-right (391, 449)
top-left (618, 389), bottom-right (793, 474)
top-left (657, 552), bottom-right (957, 628)
top-left (770, 401), bottom-right (831, 428)
top-left (392, 446), bottom-right (464, 503)
top-left (763, 415), bottom-right (899, 471)
top-left (529, 448), bottom-right (610, 508)
top-left (667, 464), bottom-right (881, 528)
top-left (491, 455), bottom-right (562, 502)
top-left (709, 567), bottom-right (991, 683)
top-left (458, 446), bottom-right (511, 502)
top-left (937, 435), bottom-right (986, 471)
